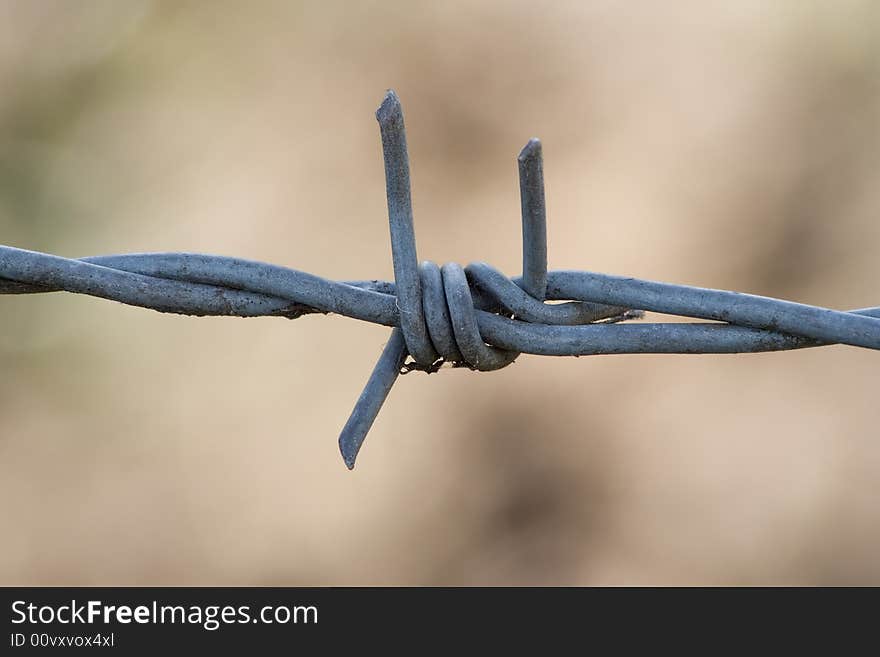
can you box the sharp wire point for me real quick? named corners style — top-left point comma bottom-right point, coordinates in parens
top-left (338, 328), bottom-right (408, 470)
top-left (376, 89), bottom-right (402, 124)
top-left (518, 137), bottom-right (542, 162)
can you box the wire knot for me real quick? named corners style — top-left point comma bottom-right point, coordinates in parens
top-left (400, 261), bottom-right (517, 373)
top-left (399, 260), bottom-right (640, 375)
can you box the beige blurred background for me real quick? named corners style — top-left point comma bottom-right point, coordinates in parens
top-left (1, 0), bottom-right (878, 585)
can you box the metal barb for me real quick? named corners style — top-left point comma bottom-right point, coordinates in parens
top-left (518, 138), bottom-right (548, 302)
top-left (376, 90), bottom-right (436, 367)
top-left (1, 90), bottom-right (878, 470)
top-left (338, 328), bottom-right (408, 469)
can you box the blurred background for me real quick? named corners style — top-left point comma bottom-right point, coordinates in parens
top-left (1, 0), bottom-right (878, 585)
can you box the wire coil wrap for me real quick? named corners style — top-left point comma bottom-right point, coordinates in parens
top-left (1, 90), bottom-right (878, 469)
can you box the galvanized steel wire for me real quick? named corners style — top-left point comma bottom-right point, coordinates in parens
top-left (2, 91), bottom-right (878, 469)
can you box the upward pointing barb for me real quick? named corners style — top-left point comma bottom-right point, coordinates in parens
top-left (376, 89), bottom-right (436, 367)
top-left (518, 138), bottom-right (548, 302)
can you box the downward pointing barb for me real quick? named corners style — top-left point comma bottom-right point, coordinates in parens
top-left (338, 328), bottom-right (408, 469)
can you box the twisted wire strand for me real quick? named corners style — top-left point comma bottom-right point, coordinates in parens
top-left (1, 90), bottom-right (878, 470)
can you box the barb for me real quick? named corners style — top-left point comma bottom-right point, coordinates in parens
top-left (1, 91), bottom-right (878, 470)
top-left (518, 138), bottom-right (548, 302)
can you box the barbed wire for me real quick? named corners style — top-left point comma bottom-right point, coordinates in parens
top-left (2, 90), bottom-right (878, 469)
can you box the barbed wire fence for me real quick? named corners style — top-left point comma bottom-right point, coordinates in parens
top-left (2, 90), bottom-right (878, 469)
